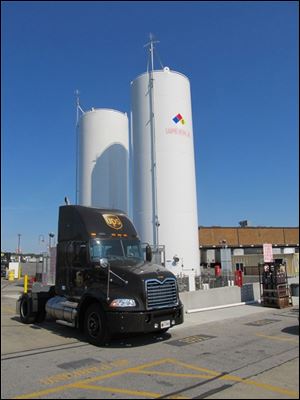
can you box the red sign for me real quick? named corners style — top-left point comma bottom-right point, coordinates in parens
top-left (263, 243), bottom-right (273, 262)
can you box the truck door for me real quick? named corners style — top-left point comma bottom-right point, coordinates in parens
top-left (67, 241), bottom-right (89, 297)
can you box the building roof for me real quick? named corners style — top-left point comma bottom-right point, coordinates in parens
top-left (198, 227), bottom-right (299, 247)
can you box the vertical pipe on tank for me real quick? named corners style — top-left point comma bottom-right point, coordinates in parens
top-left (145, 34), bottom-right (161, 247)
top-left (75, 90), bottom-right (84, 205)
top-left (148, 56), bottom-right (159, 247)
top-left (75, 90), bottom-right (80, 205)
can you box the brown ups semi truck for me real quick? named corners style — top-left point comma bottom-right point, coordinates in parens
top-left (17, 205), bottom-right (184, 345)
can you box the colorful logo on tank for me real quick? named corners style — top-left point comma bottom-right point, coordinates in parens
top-left (172, 113), bottom-right (185, 125)
top-left (103, 214), bottom-right (123, 230)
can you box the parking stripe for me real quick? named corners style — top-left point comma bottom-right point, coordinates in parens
top-left (135, 358), bottom-right (299, 399)
top-left (256, 333), bottom-right (299, 343)
top-left (12, 357), bottom-right (299, 399)
top-left (13, 358), bottom-right (172, 399)
top-left (73, 382), bottom-right (188, 399)
top-left (231, 376), bottom-right (299, 398)
top-left (169, 359), bottom-right (299, 398)
top-left (167, 358), bottom-right (220, 376)
top-left (133, 370), bottom-right (214, 380)
top-left (133, 369), bottom-right (299, 398)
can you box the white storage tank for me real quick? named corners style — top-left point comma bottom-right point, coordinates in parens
top-left (78, 108), bottom-right (129, 213)
top-left (131, 68), bottom-right (200, 287)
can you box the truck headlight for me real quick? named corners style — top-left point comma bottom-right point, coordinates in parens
top-left (109, 299), bottom-right (136, 308)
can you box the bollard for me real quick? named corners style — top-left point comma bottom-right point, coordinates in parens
top-left (8, 270), bottom-right (15, 281)
top-left (24, 274), bottom-right (28, 294)
top-left (18, 265), bottom-right (22, 279)
top-left (234, 270), bottom-right (243, 287)
top-left (214, 265), bottom-right (221, 277)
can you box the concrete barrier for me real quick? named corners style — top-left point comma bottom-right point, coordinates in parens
top-left (179, 283), bottom-right (260, 313)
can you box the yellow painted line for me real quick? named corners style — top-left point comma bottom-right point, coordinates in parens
top-left (13, 358), bottom-right (172, 399)
top-left (40, 359), bottom-right (129, 385)
top-left (238, 377), bottom-right (299, 398)
top-left (166, 358), bottom-right (220, 376)
top-left (73, 383), bottom-right (188, 399)
top-left (13, 386), bottom-right (69, 399)
top-left (73, 382), bottom-right (167, 398)
top-left (12, 357), bottom-right (299, 399)
top-left (256, 333), bottom-right (299, 343)
top-left (135, 358), bottom-right (299, 399)
top-left (133, 369), bottom-right (214, 380)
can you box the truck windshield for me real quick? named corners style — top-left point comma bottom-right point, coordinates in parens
top-left (89, 239), bottom-right (144, 263)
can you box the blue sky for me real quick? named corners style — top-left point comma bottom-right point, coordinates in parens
top-left (1, 1), bottom-right (299, 253)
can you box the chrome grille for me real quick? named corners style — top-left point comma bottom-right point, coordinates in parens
top-left (145, 278), bottom-right (178, 310)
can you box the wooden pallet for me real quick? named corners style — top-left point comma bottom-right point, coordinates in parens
top-left (262, 296), bottom-right (290, 309)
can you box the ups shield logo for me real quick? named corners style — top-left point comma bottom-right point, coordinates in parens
top-left (103, 214), bottom-right (123, 230)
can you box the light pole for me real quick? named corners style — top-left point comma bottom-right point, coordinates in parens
top-left (17, 234), bottom-right (21, 254)
top-left (219, 239), bottom-right (230, 284)
top-left (48, 233), bottom-right (55, 253)
top-left (39, 235), bottom-right (45, 254)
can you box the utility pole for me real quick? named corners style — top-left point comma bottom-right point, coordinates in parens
top-left (17, 234), bottom-right (21, 254)
top-left (75, 89), bottom-right (84, 205)
top-left (48, 232), bottom-right (55, 254)
top-left (144, 33), bottom-right (160, 248)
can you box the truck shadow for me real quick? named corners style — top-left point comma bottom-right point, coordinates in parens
top-left (108, 331), bottom-right (172, 348)
top-left (11, 316), bottom-right (87, 341)
top-left (10, 316), bottom-right (172, 347)
top-left (281, 325), bottom-right (299, 336)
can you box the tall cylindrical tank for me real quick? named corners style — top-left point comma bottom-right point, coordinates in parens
top-left (131, 68), bottom-right (200, 283)
top-left (78, 108), bottom-right (129, 213)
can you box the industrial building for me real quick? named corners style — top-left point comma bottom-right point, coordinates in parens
top-left (199, 226), bottom-right (299, 276)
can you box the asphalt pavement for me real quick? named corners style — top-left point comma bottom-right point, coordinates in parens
top-left (1, 278), bottom-right (299, 399)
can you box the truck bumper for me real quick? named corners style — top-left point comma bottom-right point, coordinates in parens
top-left (106, 304), bottom-right (184, 334)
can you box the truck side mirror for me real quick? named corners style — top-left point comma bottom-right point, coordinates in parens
top-left (99, 258), bottom-right (109, 269)
top-left (145, 245), bottom-right (152, 262)
top-left (93, 258), bottom-right (109, 270)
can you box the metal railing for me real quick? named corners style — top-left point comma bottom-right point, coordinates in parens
top-left (175, 272), bottom-right (262, 292)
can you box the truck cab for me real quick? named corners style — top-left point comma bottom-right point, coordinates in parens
top-left (17, 205), bottom-right (184, 345)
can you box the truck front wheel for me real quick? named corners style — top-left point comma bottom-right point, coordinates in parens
top-left (19, 294), bottom-right (36, 324)
top-left (84, 304), bottom-right (110, 346)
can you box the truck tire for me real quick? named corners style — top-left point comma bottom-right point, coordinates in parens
top-left (19, 294), bottom-right (37, 324)
top-left (84, 303), bottom-right (110, 346)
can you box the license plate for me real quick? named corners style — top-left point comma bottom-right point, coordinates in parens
top-left (160, 320), bottom-right (171, 329)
